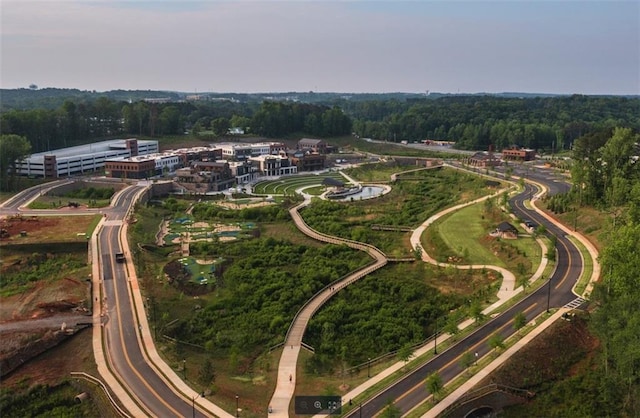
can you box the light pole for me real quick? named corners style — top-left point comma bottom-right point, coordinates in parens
top-left (183, 359), bottom-right (186, 379)
top-left (433, 316), bottom-right (438, 355)
top-left (235, 394), bottom-right (239, 417)
top-left (546, 276), bottom-right (551, 313)
top-left (192, 392), bottom-right (205, 418)
top-left (367, 357), bottom-right (371, 378)
top-left (474, 352), bottom-right (478, 366)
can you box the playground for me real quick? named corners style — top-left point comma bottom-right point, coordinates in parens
top-left (175, 256), bottom-right (225, 285)
top-left (160, 217), bottom-right (257, 246)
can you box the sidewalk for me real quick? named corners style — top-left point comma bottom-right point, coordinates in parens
top-left (424, 308), bottom-right (569, 417)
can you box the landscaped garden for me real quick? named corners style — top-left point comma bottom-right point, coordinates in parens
top-left (130, 198), bottom-right (372, 417)
top-left (122, 163), bottom-right (551, 416)
top-left (252, 172), bottom-right (349, 196)
top-left (300, 166), bottom-right (505, 256)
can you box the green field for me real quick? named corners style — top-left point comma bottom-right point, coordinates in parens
top-left (437, 203), bottom-right (505, 266)
top-left (432, 202), bottom-right (543, 276)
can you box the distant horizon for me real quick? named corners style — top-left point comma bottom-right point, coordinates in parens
top-left (2, 1), bottom-right (638, 96)
top-left (4, 85), bottom-right (638, 98)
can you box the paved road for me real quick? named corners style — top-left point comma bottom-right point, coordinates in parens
top-left (344, 169), bottom-right (583, 417)
top-left (99, 185), bottom-right (216, 417)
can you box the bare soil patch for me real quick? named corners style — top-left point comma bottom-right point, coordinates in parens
top-left (0, 214), bottom-right (97, 244)
top-left (475, 313), bottom-right (597, 390)
top-left (0, 278), bottom-right (90, 322)
top-left (1, 327), bottom-right (95, 388)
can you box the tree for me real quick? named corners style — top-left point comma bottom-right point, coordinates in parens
top-left (380, 400), bottom-right (401, 418)
top-left (489, 332), bottom-right (505, 353)
top-left (513, 311), bottom-right (527, 333)
top-left (198, 357), bottom-right (215, 386)
top-left (470, 300), bottom-right (485, 323)
top-left (517, 275), bottom-right (530, 294)
top-left (425, 372), bottom-right (444, 402)
top-left (211, 117), bottom-right (230, 137)
top-left (230, 115), bottom-right (250, 131)
top-left (0, 134), bottom-right (32, 191)
top-left (397, 344), bottom-right (413, 370)
top-left (413, 244), bottom-right (423, 260)
top-left (460, 351), bottom-right (475, 374)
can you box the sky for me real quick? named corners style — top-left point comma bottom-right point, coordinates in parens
top-left (1, 0), bottom-right (639, 95)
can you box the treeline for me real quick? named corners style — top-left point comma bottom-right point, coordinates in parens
top-left (345, 95), bottom-right (640, 151)
top-left (544, 127), bottom-right (640, 416)
top-left (0, 98), bottom-right (352, 153)
top-left (547, 127), bottom-right (640, 210)
top-left (1, 93), bottom-right (638, 156)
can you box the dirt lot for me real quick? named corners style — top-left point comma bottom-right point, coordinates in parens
top-left (0, 214), bottom-right (98, 244)
top-left (0, 214), bottom-right (96, 390)
top-left (0, 278), bottom-right (90, 323)
top-left (1, 327), bottom-right (96, 387)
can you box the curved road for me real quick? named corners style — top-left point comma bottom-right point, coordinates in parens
top-left (1, 184), bottom-right (218, 417)
top-left (99, 185), bottom-right (218, 417)
top-left (344, 171), bottom-right (585, 417)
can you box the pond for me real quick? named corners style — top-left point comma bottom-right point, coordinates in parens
top-left (330, 186), bottom-right (386, 201)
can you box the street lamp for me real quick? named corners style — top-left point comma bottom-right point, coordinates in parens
top-left (192, 392), bottom-right (205, 418)
top-left (235, 394), bottom-right (239, 417)
top-left (367, 358), bottom-right (371, 378)
top-left (183, 359), bottom-right (186, 379)
top-left (433, 316), bottom-right (438, 355)
top-left (474, 352), bottom-right (478, 366)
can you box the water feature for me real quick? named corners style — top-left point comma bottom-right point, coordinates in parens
top-left (331, 186), bottom-right (386, 201)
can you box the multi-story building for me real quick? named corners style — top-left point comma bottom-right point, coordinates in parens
top-left (501, 147), bottom-right (536, 161)
top-left (250, 155), bottom-right (297, 177)
top-left (216, 142), bottom-right (287, 160)
top-left (298, 138), bottom-right (327, 154)
top-left (466, 152), bottom-right (501, 168)
top-left (287, 150), bottom-right (326, 172)
top-left (228, 161), bottom-right (258, 184)
top-left (105, 152), bottom-right (184, 179)
top-left (15, 138), bottom-right (158, 178)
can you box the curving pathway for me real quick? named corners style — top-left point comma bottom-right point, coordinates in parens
top-left (409, 187), bottom-right (521, 301)
top-left (268, 189), bottom-right (388, 417)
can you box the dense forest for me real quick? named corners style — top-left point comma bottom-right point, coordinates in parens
top-left (543, 127), bottom-right (640, 416)
top-left (1, 89), bottom-right (638, 156)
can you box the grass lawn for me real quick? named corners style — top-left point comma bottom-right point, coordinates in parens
top-left (437, 203), bottom-right (504, 266)
top-left (434, 203), bottom-right (543, 280)
top-left (29, 195), bottom-right (111, 209)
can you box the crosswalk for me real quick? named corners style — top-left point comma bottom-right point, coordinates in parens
top-left (564, 297), bottom-right (587, 309)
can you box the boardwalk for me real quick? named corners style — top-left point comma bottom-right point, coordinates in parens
top-left (268, 193), bottom-right (388, 417)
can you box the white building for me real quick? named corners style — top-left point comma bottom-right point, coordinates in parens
top-left (249, 154), bottom-right (297, 177)
top-left (16, 138), bottom-right (159, 178)
top-left (215, 142), bottom-right (287, 160)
